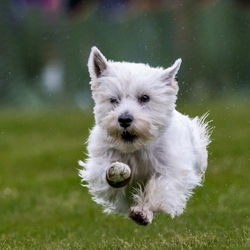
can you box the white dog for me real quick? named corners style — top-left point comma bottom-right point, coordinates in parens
top-left (79, 47), bottom-right (211, 225)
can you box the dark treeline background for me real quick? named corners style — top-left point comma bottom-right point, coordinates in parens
top-left (1, 0), bottom-right (250, 108)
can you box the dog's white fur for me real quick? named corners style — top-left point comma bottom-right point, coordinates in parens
top-left (79, 46), bottom-right (211, 225)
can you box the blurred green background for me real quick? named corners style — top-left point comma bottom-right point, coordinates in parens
top-left (1, 0), bottom-right (250, 108)
top-left (0, 0), bottom-right (249, 249)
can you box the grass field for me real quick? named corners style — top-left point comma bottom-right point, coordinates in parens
top-left (0, 100), bottom-right (249, 249)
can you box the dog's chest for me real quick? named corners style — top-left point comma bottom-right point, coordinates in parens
top-left (108, 145), bottom-right (166, 183)
top-left (121, 150), bottom-right (157, 183)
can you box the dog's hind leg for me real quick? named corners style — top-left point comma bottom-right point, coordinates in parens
top-left (129, 171), bottom-right (199, 225)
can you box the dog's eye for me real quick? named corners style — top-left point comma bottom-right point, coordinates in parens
top-left (110, 98), bottom-right (119, 104)
top-left (138, 95), bottom-right (150, 103)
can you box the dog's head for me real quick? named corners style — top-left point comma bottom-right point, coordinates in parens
top-left (88, 47), bottom-right (181, 152)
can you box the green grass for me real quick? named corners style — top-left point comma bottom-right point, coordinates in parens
top-left (0, 100), bottom-right (249, 249)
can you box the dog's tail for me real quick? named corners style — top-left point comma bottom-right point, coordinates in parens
top-left (192, 112), bottom-right (213, 179)
top-left (197, 112), bottom-right (213, 148)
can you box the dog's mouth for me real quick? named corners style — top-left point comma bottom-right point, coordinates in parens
top-left (121, 131), bottom-right (137, 143)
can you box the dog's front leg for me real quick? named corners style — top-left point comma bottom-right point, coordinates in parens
top-left (129, 174), bottom-right (168, 226)
top-left (129, 177), bottom-right (156, 226)
top-left (129, 205), bottom-right (154, 226)
top-left (106, 162), bottom-right (131, 188)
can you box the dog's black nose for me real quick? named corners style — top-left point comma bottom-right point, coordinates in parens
top-left (118, 113), bottom-right (134, 128)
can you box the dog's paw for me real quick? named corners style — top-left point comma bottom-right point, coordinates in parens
top-left (106, 162), bottom-right (131, 188)
top-left (129, 206), bottom-right (153, 226)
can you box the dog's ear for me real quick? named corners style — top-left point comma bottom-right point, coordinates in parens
top-left (162, 58), bottom-right (182, 85)
top-left (88, 46), bottom-right (108, 79)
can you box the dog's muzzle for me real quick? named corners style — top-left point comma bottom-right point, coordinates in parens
top-left (121, 131), bottom-right (137, 143)
top-left (118, 112), bottom-right (137, 143)
top-left (118, 112), bottom-right (134, 128)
